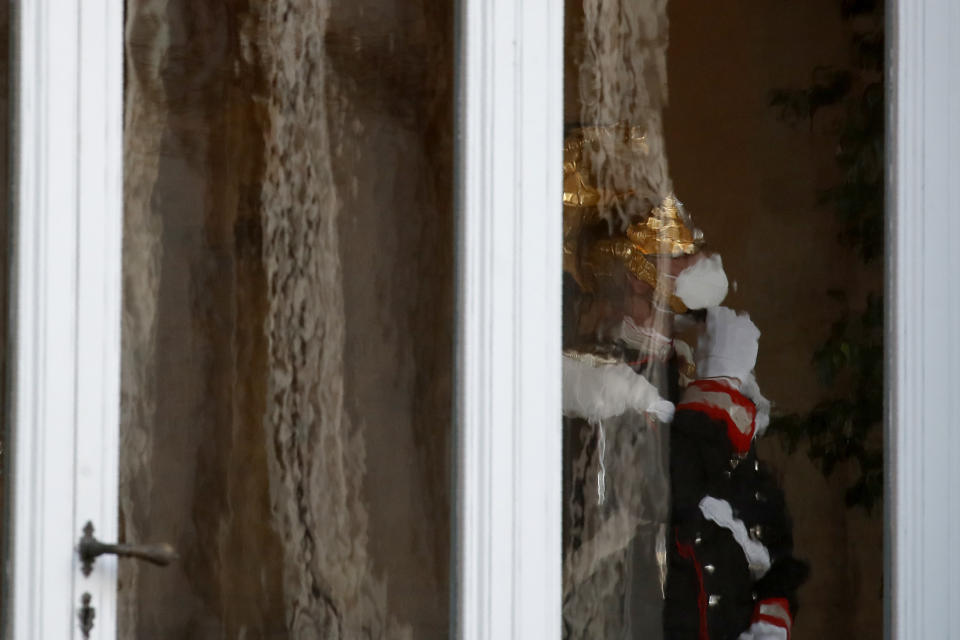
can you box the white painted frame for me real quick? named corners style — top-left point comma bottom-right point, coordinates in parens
top-left (887, 1), bottom-right (960, 638)
top-left (8, 0), bottom-right (123, 639)
top-left (9, 0), bottom-right (565, 637)
top-left (456, 0), bottom-right (564, 639)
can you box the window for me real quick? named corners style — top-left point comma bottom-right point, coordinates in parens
top-left (4, 1), bottom-right (960, 638)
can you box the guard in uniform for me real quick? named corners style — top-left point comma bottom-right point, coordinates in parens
top-left (560, 125), bottom-right (808, 640)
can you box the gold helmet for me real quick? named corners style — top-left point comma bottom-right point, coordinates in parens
top-left (563, 126), bottom-right (704, 313)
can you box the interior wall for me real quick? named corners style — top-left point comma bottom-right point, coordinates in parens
top-left (664, 1), bottom-right (883, 638)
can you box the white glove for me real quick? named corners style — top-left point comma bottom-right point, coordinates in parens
top-left (696, 306), bottom-right (760, 382)
top-left (648, 398), bottom-right (676, 422)
top-left (562, 353), bottom-right (674, 422)
top-left (675, 253), bottom-right (729, 310)
top-left (737, 621), bottom-right (788, 640)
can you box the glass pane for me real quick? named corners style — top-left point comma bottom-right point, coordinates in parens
top-left (120, 2), bottom-right (454, 637)
top-left (562, 1), bottom-right (884, 639)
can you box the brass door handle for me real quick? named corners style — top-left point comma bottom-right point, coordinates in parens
top-left (78, 521), bottom-right (178, 576)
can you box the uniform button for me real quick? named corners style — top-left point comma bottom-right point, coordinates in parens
top-left (704, 564), bottom-right (715, 574)
top-left (708, 595), bottom-right (722, 606)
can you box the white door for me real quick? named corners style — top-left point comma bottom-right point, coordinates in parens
top-left (6, 0), bottom-right (561, 638)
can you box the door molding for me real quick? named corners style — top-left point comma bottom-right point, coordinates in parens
top-left (8, 0), bottom-right (123, 638)
top-left (456, 0), bottom-right (563, 638)
top-left (888, 1), bottom-right (960, 638)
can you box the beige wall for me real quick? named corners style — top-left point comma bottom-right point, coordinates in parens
top-left (664, 1), bottom-right (883, 637)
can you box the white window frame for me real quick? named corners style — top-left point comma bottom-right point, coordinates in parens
top-left (4, 0), bottom-right (957, 638)
top-left (887, 2), bottom-right (960, 638)
top-left (8, 0), bottom-right (122, 638)
top-left (457, 0), bottom-right (563, 638)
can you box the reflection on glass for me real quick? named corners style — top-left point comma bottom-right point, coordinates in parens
top-left (120, 1), bottom-right (454, 637)
top-left (562, 1), bottom-right (883, 638)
